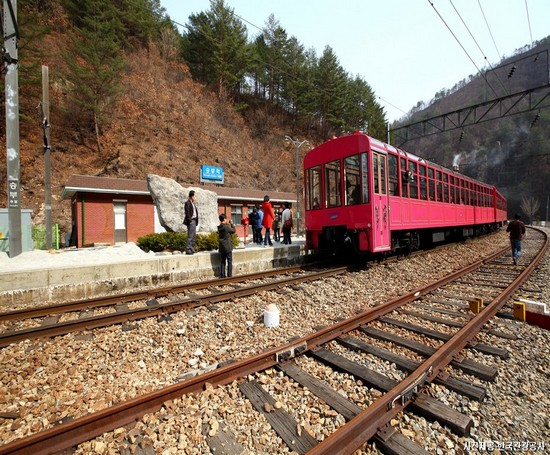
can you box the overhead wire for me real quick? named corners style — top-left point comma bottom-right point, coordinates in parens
top-left (427, 0), bottom-right (499, 99)
top-left (449, 0), bottom-right (510, 97)
top-left (477, 0), bottom-right (500, 59)
top-left (524, 0), bottom-right (533, 45)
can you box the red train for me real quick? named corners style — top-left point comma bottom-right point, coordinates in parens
top-left (303, 132), bottom-right (507, 255)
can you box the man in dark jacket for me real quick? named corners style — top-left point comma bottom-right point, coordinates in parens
top-left (184, 190), bottom-right (198, 255)
top-left (248, 207), bottom-right (259, 244)
top-left (506, 213), bottom-right (526, 265)
top-left (217, 213), bottom-right (236, 277)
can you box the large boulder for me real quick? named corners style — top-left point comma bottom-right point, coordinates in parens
top-left (147, 174), bottom-right (218, 233)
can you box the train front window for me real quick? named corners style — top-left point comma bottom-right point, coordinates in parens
top-left (344, 155), bottom-right (361, 206)
top-left (325, 160), bottom-right (341, 208)
top-left (306, 166), bottom-right (322, 210)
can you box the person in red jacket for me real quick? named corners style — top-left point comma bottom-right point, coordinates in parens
top-left (261, 195), bottom-right (275, 247)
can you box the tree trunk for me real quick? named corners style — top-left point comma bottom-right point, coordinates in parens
top-left (94, 112), bottom-right (102, 157)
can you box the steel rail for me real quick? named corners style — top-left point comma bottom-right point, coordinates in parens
top-left (0, 267), bottom-right (351, 348)
top-left (306, 228), bottom-right (548, 455)
top-left (0, 265), bottom-right (311, 322)
top-left (0, 244), bottom-right (515, 455)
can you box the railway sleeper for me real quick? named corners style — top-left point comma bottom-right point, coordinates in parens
top-left (279, 361), bottom-right (430, 455)
top-left (337, 335), bottom-right (486, 401)
top-left (311, 348), bottom-right (473, 436)
top-left (360, 326), bottom-right (498, 382)
top-left (378, 316), bottom-right (509, 359)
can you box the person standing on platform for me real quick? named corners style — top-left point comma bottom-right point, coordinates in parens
top-left (256, 205), bottom-right (264, 244)
top-left (217, 213), bottom-right (235, 277)
top-left (281, 202), bottom-right (293, 245)
top-left (261, 195), bottom-right (275, 247)
top-left (249, 207), bottom-right (259, 244)
top-left (273, 207), bottom-right (282, 242)
top-left (506, 213), bottom-right (526, 265)
top-left (184, 190), bottom-right (199, 255)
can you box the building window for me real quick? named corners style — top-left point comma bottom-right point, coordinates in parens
top-left (231, 205), bottom-right (242, 225)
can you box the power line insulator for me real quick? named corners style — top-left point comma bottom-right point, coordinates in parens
top-left (507, 65), bottom-right (516, 78)
top-left (530, 114), bottom-right (540, 128)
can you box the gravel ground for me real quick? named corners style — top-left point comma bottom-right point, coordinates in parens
top-left (0, 228), bottom-right (548, 454)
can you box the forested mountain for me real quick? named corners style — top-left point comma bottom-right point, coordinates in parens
top-left (390, 37), bottom-right (550, 222)
top-left (0, 0), bottom-right (548, 240)
top-left (0, 0), bottom-right (386, 238)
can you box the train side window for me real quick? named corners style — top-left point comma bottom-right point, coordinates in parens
top-left (388, 154), bottom-right (399, 196)
top-left (374, 154), bottom-right (380, 194)
top-left (306, 166), bottom-right (322, 210)
top-left (436, 171), bottom-right (442, 202)
top-left (443, 173), bottom-right (449, 203)
top-left (344, 155), bottom-right (361, 206)
top-left (360, 152), bottom-right (369, 203)
top-left (325, 160), bottom-right (341, 208)
top-left (419, 165), bottom-right (427, 200)
top-left (408, 161), bottom-right (418, 199)
top-left (373, 151), bottom-right (387, 195)
top-left (400, 157), bottom-right (408, 197)
top-left (428, 167), bottom-right (435, 201)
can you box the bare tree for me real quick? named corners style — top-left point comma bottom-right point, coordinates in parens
top-left (159, 26), bottom-right (180, 61)
top-left (520, 195), bottom-right (540, 224)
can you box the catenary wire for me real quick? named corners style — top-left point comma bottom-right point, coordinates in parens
top-left (449, 0), bottom-right (510, 97)
top-left (525, 0), bottom-right (533, 45)
top-left (428, 0), bottom-right (500, 100)
top-left (477, 0), bottom-right (500, 59)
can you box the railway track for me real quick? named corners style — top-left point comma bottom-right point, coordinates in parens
top-left (0, 264), bottom-right (353, 348)
top-left (0, 243), bottom-right (442, 348)
top-left (0, 227), bottom-right (546, 454)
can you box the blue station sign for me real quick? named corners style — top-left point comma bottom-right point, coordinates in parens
top-left (200, 165), bottom-right (224, 184)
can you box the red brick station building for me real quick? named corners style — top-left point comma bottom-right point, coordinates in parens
top-left (62, 175), bottom-right (296, 248)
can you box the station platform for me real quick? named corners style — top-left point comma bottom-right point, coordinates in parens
top-left (0, 238), bottom-right (309, 307)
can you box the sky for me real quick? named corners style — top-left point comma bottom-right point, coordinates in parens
top-left (159, 0), bottom-right (550, 123)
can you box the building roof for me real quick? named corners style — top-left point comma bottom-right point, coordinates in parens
top-left (62, 175), bottom-right (296, 204)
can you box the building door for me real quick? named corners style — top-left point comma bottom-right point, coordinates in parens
top-left (372, 151), bottom-right (390, 251)
top-left (113, 200), bottom-right (127, 244)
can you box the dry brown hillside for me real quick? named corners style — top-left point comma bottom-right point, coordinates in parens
top-left (1, 42), bottom-right (302, 239)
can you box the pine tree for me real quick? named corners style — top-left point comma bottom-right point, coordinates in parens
top-left (63, 0), bottom-right (125, 155)
top-left (182, 0), bottom-right (249, 99)
top-left (315, 46), bottom-right (347, 139)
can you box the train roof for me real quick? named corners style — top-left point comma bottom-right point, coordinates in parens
top-left (306, 133), bottom-right (498, 190)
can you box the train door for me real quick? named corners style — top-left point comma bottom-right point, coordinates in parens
top-left (372, 151), bottom-right (390, 251)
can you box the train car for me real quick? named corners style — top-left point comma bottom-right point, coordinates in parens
top-left (303, 132), bottom-right (507, 255)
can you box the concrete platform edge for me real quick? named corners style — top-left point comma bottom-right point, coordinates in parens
top-left (0, 244), bottom-right (309, 308)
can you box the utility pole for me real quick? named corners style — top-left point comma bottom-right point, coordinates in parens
top-left (546, 194), bottom-right (549, 226)
top-left (3, 0), bottom-right (22, 257)
top-left (284, 136), bottom-right (309, 237)
top-left (41, 66), bottom-right (52, 249)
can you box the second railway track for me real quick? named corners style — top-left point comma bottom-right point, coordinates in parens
top-left (0, 228), bottom-right (548, 454)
